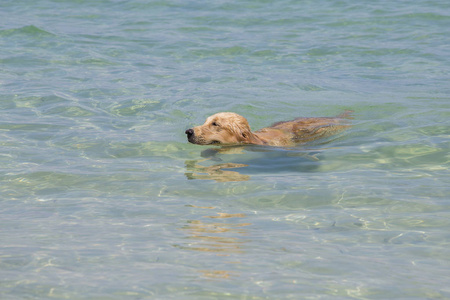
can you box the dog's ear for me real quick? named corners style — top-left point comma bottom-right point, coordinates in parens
top-left (240, 127), bottom-right (252, 141)
top-left (229, 120), bottom-right (252, 142)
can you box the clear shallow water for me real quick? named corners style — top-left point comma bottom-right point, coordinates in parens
top-left (1, 0), bottom-right (449, 299)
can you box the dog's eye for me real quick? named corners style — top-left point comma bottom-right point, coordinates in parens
top-left (212, 122), bottom-right (219, 127)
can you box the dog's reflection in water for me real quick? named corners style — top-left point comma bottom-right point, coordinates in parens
top-left (185, 161), bottom-right (249, 182)
top-left (185, 147), bottom-right (250, 182)
top-left (185, 145), bottom-right (322, 182)
top-left (176, 205), bottom-right (251, 279)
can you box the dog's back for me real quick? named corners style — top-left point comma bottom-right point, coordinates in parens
top-left (267, 111), bottom-right (353, 144)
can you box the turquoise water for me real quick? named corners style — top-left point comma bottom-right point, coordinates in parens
top-left (1, 0), bottom-right (449, 298)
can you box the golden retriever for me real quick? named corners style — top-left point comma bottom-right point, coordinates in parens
top-left (185, 111), bottom-right (352, 147)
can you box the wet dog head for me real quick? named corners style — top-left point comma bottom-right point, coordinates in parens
top-left (185, 112), bottom-right (252, 145)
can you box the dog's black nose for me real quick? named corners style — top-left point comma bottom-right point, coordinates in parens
top-left (185, 129), bottom-right (194, 138)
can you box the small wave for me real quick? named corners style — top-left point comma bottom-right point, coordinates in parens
top-left (0, 25), bottom-right (55, 37)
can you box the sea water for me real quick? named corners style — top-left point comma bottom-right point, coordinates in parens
top-left (1, 0), bottom-right (449, 299)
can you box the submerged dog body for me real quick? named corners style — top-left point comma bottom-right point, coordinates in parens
top-left (185, 111), bottom-right (351, 147)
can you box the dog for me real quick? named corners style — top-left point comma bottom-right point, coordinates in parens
top-left (185, 111), bottom-right (352, 147)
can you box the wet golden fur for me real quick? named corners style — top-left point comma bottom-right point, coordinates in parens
top-left (185, 111), bottom-right (352, 147)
